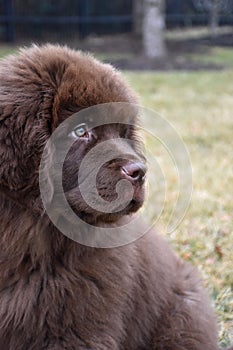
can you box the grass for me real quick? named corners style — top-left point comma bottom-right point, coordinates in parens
top-left (125, 71), bottom-right (233, 347)
top-left (165, 26), bottom-right (233, 40)
top-left (167, 26), bottom-right (233, 69)
top-left (0, 45), bottom-right (17, 59)
top-left (190, 46), bottom-right (233, 68)
top-left (95, 45), bottom-right (233, 70)
top-left (0, 45), bottom-right (232, 346)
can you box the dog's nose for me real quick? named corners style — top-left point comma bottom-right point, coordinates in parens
top-left (121, 162), bottom-right (146, 184)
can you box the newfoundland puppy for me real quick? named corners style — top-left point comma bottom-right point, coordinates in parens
top-left (0, 45), bottom-right (229, 350)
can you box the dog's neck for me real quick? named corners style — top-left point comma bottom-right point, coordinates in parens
top-left (0, 194), bottom-right (90, 285)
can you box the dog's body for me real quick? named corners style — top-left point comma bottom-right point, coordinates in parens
top-left (0, 45), bottom-right (225, 349)
top-left (0, 208), bottom-right (218, 350)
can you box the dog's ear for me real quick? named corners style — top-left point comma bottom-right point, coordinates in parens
top-left (39, 139), bottom-right (56, 206)
top-left (0, 112), bottom-right (25, 192)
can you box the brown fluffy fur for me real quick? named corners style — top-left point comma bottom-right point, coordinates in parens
top-left (0, 44), bottom-right (228, 349)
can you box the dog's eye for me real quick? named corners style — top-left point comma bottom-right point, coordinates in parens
top-left (72, 123), bottom-right (88, 138)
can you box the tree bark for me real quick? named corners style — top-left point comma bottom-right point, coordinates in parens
top-left (209, 0), bottom-right (219, 38)
top-left (143, 0), bottom-right (166, 58)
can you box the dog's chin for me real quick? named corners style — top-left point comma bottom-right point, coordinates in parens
top-left (96, 197), bottom-right (144, 225)
top-left (68, 195), bottom-right (144, 226)
top-left (65, 184), bottom-right (145, 226)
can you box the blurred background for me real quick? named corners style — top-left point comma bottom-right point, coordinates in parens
top-left (0, 0), bottom-right (233, 69)
top-left (0, 0), bottom-right (232, 347)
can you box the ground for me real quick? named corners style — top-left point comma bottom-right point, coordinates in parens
top-left (80, 26), bottom-right (233, 71)
top-left (0, 27), bottom-right (232, 346)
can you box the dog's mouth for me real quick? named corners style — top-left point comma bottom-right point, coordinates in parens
top-left (71, 186), bottom-right (145, 225)
top-left (65, 183), bottom-right (145, 225)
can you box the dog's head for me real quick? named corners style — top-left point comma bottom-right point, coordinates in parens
top-left (0, 45), bottom-right (146, 225)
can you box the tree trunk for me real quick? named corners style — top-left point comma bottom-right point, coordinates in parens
top-left (209, 0), bottom-right (219, 38)
top-left (143, 0), bottom-right (166, 58)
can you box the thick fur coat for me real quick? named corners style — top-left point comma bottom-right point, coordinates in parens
top-left (0, 45), bottom-right (229, 349)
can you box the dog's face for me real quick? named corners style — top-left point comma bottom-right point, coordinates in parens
top-left (61, 121), bottom-right (146, 225)
top-left (0, 45), bottom-right (146, 225)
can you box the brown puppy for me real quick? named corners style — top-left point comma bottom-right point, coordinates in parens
top-left (0, 45), bottom-right (226, 349)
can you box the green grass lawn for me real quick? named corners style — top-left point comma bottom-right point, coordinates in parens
top-left (191, 46), bottom-right (233, 68)
top-left (0, 46), bottom-right (232, 346)
top-left (0, 45), bottom-right (17, 59)
top-left (125, 71), bottom-right (233, 347)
